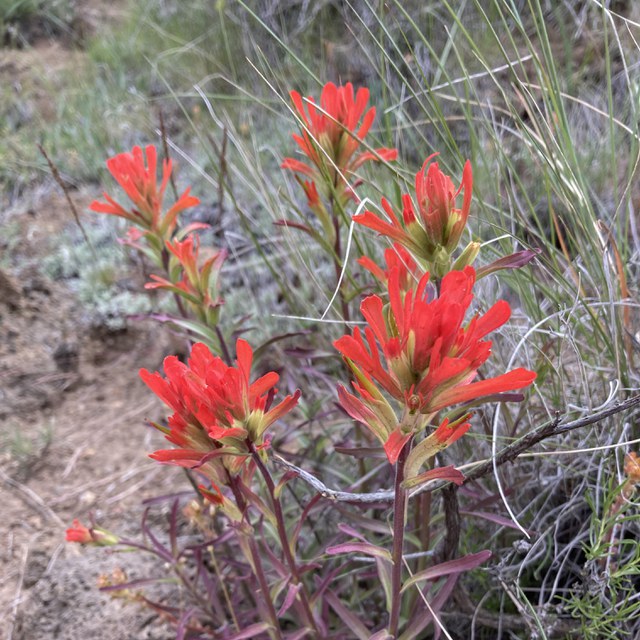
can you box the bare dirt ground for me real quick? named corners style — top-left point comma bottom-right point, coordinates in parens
top-left (1, 4), bottom-right (186, 639)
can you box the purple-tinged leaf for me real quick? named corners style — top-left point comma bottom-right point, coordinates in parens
top-left (274, 471), bottom-right (297, 500)
top-left (325, 590), bottom-right (370, 640)
top-left (176, 607), bottom-right (198, 640)
top-left (401, 550), bottom-right (492, 592)
top-left (258, 531), bottom-right (289, 580)
top-left (193, 549), bottom-right (226, 619)
top-left (239, 483), bottom-right (277, 527)
top-left (403, 465), bottom-right (464, 490)
top-left (141, 508), bottom-right (173, 563)
top-left (285, 630), bottom-right (312, 640)
top-left (142, 490), bottom-right (196, 506)
top-left (399, 573), bottom-right (458, 640)
top-left (274, 219), bottom-right (315, 234)
top-left (253, 330), bottom-right (310, 360)
top-left (190, 447), bottom-right (247, 470)
top-left (337, 523), bottom-right (368, 541)
top-left (476, 248), bottom-right (541, 279)
top-left (99, 577), bottom-right (168, 592)
top-left (169, 498), bottom-right (179, 557)
top-left (298, 562), bottom-right (322, 574)
top-left (333, 505), bottom-right (394, 534)
top-left (327, 542), bottom-right (392, 562)
top-left (461, 510), bottom-right (535, 534)
top-left (227, 623), bottom-right (274, 640)
top-left (137, 595), bottom-right (181, 616)
top-left (369, 632), bottom-right (392, 640)
top-left (278, 582), bottom-right (302, 617)
top-left (291, 494), bottom-right (322, 549)
top-left (334, 445), bottom-right (387, 459)
top-left (311, 560), bottom-right (351, 603)
top-left (181, 529), bottom-right (235, 555)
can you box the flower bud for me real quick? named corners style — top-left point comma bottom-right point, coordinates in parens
top-left (451, 241), bottom-right (481, 271)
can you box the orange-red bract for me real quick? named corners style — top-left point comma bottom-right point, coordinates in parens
top-left (140, 340), bottom-right (300, 475)
top-left (335, 266), bottom-right (536, 464)
top-left (282, 82), bottom-right (397, 207)
top-left (354, 154), bottom-right (472, 264)
top-left (65, 519), bottom-right (93, 543)
top-left (90, 145), bottom-right (199, 239)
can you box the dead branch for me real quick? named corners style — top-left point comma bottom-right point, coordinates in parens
top-left (272, 394), bottom-right (640, 503)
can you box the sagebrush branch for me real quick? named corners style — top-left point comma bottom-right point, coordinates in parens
top-left (274, 394), bottom-right (640, 503)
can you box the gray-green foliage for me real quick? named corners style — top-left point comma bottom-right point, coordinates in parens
top-left (42, 220), bottom-right (155, 330)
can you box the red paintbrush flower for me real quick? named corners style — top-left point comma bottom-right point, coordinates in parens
top-left (90, 145), bottom-right (199, 239)
top-left (65, 519), bottom-right (93, 543)
top-left (354, 154), bottom-right (475, 275)
top-left (65, 520), bottom-right (118, 545)
top-left (282, 82), bottom-right (397, 206)
top-left (335, 265), bottom-right (536, 463)
top-left (140, 339), bottom-right (301, 476)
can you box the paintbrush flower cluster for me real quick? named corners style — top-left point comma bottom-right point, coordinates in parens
top-left (140, 340), bottom-right (300, 474)
top-left (67, 80), bottom-right (540, 639)
top-left (335, 266), bottom-right (535, 465)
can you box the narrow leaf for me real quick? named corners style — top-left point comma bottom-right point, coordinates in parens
top-left (333, 445), bottom-right (386, 459)
top-left (278, 582), bottom-right (302, 617)
top-left (326, 542), bottom-right (392, 562)
top-left (375, 557), bottom-right (393, 612)
top-left (325, 590), bottom-right (370, 640)
top-left (285, 630), bottom-right (312, 640)
top-left (476, 248), bottom-right (541, 279)
top-left (337, 523), bottom-right (368, 541)
top-left (460, 510), bottom-right (535, 533)
top-left (401, 550), bottom-right (492, 592)
top-left (403, 465), bottom-right (464, 490)
top-left (227, 623), bottom-right (274, 640)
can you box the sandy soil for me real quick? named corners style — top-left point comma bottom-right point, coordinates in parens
top-left (1, 4), bottom-right (185, 638)
top-left (0, 187), bottom-right (187, 639)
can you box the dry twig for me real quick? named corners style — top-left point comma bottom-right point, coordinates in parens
top-left (273, 395), bottom-right (640, 503)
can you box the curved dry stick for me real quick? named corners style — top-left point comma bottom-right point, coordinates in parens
top-left (273, 395), bottom-right (640, 503)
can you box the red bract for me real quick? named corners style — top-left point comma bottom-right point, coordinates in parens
top-left (65, 519), bottom-right (92, 543)
top-left (358, 243), bottom-right (422, 293)
top-left (282, 82), bottom-right (397, 205)
top-left (65, 520), bottom-right (118, 546)
top-left (354, 155), bottom-right (473, 272)
top-left (335, 266), bottom-right (536, 463)
top-left (146, 234), bottom-right (226, 321)
top-left (140, 340), bottom-right (301, 475)
top-left (415, 154), bottom-right (472, 252)
top-left (90, 145), bottom-right (199, 239)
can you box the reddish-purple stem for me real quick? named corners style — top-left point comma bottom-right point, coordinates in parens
top-left (227, 470), bottom-right (283, 640)
top-left (249, 443), bottom-right (319, 638)
top-left (388, 442), bottom-right (410, 637)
